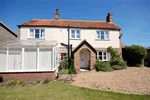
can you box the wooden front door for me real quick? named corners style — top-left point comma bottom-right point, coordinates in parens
top-left (80, 49), bottom-right (90, 69)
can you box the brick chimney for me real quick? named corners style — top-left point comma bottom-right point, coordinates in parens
top-left (106, 13), bottom-right (113, 23)
top-left (55, 9), bottom-right (59, 20)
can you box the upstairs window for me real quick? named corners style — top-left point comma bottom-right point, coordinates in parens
top-left (29, 29), bottom-right (45, 38)
top-left (96, 31), bottom-right (109, 40)
top-left (70, 30), bottom-right (81, 39)
top-left (97, 51), bottom-right (108, 61)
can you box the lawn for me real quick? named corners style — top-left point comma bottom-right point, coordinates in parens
top-left (0, 81), bottom-right (149, 100)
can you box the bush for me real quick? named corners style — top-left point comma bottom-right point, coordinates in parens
top-left (123, 45), bottom-right (147, 66)
top-left (107, 46), bottom-right (121, 59)
top-left (43, 79), bottom-right (51, 84)
top-left (61, 55), bottom-right (68, 69)
top-left (0, 75), bottom-right (3, 82)
top-left (109, 58), bottom-right (127, 70)
top-left (36, 79), bottom-right (41, 83)
top-left (59, 68), bottom-right (68, 74)
top-left (95, 59), bottom-right (113, 72)
top-left (17, 80), bottom-right (26, 85)
top-left (68, 59), bottom-right (77, 74)
top-left (144, 58), bottom-right (150, 67)
top-left (6, 79), bottom-right (26, 86)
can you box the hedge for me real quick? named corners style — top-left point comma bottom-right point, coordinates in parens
top-left (122, 45), bottom-right (147, 67)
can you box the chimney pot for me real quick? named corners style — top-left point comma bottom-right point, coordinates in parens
top-left (106, 13), bottom-right (113, 23)
top-left (55, 9), bottom-right (59, 20)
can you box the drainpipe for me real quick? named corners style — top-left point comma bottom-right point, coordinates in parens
top-left (68, 25), bottom-right (70, 68)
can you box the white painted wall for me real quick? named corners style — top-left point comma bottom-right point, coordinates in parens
top-left (20, 27), bottom-right (120, 48)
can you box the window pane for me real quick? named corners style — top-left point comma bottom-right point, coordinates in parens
top-left (35, 29), bottom-right (39, 33)
top-left (71, 30), bottom-right (75, 38)
top-left (105, 31), bottom-right (109, 39)
top-left (99, 56), bottom-right (102, 60)
top-left (76, 30), bottom-right (80, 38)
top-left (104, 52), bottom-right (106, 55)
top-left (30, 29), bottom-right (34, 37)
top-left (101, 31), bottom-right (104, 39)
top-left (97, 31), bottom-right (100, 38)
top-left (104, 55), bottom-right (106, 60)
top-left (35, 29), bottom-right (39, 38)
top-left (35, 34), bottom-right (39, 38)
top-left (41, 29), bottom-right (45, 38)
top-left (99, 52), bottom-right (102, 56)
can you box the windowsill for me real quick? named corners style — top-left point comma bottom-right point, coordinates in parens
top-left (28, 38), bottom-right (45, 40)
top-left (95, 39), bottom-right (110, 41)
top-left (99, 60), bottom-right (108, 61)
top-left (70, 38), bottom-right (81, 40)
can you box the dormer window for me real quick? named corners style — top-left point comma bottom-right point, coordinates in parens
top-left (70, 30), bottom-right (81, 39)
top-left (96, 31), bottom-right (109, 40)
top-left (29, 29), bottom-right (45, 38)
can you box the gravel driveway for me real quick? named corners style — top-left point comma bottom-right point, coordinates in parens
top-left (70, 67), bottom-right (150, 94)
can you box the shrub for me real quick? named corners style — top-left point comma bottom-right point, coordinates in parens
top-left (144, 58), bottom-right (150, 67)
top-left (43, 79), bottom-right (51, 84)
top-left (0, 75), bottom-right (3, 82)
top-left (123, 45), bottom-right (147, 66)
top-left (6, 79), bottom-right (26, 86)
top-left (109, 58), bottom-right (127, 70)
top-left (107, 46), bottom-right (121, 59)
top-left (17, 80), bottom-right (26, 85)
top-left (68, 59), bottom-right (77, 74)
top-left (36, 79), bottom-right (41, 83)
top-left (95, 59), bottom-right (113, 72)
top-left (59, 68), bottom-right (68, 74)
top-left (61, 55), bottom-right (68, 69)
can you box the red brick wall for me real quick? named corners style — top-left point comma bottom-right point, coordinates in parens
top-left (18, 27), bottom-right (20, 40)
top-left (0, 71), bottom-right (56, 79)
top-left (74, 44), bottom-right (96, 72)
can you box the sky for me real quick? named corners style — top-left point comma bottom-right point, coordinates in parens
top-left (0, 0), bottom-right (150, 47)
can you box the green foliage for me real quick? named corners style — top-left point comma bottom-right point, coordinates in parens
top-left (61, 55), bottom-right (68, 69)
top-left (107, 46), bottom-right (121, 58)
top-left (0, 75), bottom-right (3, 82)
top-left (123, 45), bottom-right (147, 66)
top-left (43, 79), bottom-right (51, 84)
top-left (109, 58), bottom-right (127, 70)
top-left (59, 68), bottom-right (69, 74)
top-left (36, 79), bottom-right (41, 83)
top-left (68, 59), bottom-right (77, 74)
top-left (6, 79), bottom-right (26, 86)
top-left (95, 59), bottom-right (113, 72)
top-left (144, 58), bottom-right (150, 67)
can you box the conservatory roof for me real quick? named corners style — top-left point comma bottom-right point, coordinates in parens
top-left (0, 40), bottom-right (58, 48)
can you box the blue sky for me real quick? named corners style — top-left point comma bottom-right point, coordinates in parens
top-left (0, 0), bottom-right (150, 47)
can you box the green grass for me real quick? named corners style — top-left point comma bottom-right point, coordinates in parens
top-left (0, 81), bottom-right (149, 100)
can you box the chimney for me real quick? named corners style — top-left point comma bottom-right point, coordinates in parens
top-left (55, 9), bottom-right (59, 20)
top-left (106, 13), bottom-right (113, 23)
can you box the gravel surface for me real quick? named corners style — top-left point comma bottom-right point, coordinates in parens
top-left (70, 67), bottom-right (150, 94)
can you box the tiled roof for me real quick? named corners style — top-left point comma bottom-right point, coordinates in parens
top-left (18, 19), bottom-right (121, 30)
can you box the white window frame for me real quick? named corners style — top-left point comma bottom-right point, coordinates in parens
top-left (97, 51), bottom-right (108, 61)
top-left (96, 31), bottom-right (110, 40)
top-left (28, 28), bottom-right (45, 38)
top-left (70, 30), bottom-right (81, 39)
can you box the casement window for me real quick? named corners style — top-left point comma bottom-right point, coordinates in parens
top-left (97, 51), bottom-right (108, 61)
top-left (70, 30), bottom-right (81, 39)
top-left (96, 31), bottom-right (109, 40)
top-left (29, 29), bottom-right (45, 38)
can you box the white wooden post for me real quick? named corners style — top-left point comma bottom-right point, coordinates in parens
top-left (37, 46), bottom-right (39, 70)
top-left (52, 46), bottom-right (55, 70)
top-left (21, 47), bottom-right (24, 70)
top-left (6, 47), bottom-right (9, 71)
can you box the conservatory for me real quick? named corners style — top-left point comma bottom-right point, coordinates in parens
top-left (0, 40), bottom-right (60, 74)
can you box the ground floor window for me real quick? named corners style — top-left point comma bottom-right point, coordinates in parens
top-left (97, 51), bottom-right (108, 61)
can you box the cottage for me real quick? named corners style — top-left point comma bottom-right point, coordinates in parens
top-left (0, 9), bottom-right (122, 78)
